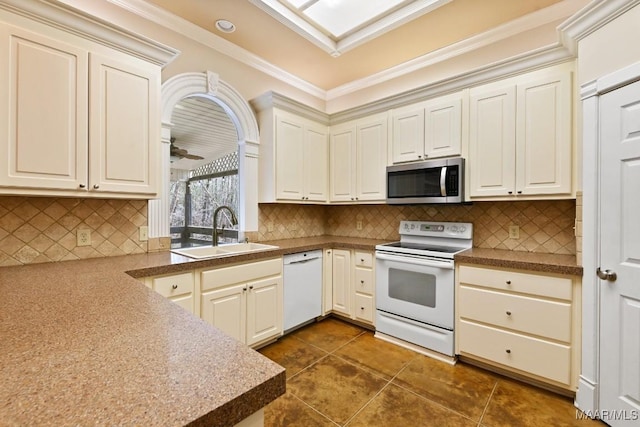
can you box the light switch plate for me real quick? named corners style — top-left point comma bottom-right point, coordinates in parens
top-left (139, 226), bottom-right (148, 241)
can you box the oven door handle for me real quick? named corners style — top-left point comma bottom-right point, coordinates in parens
top-left (375, 252), bottom-right (454, 269)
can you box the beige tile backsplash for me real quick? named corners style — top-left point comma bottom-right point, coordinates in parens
top-left (1, 196), bottom-right (577, 266)
top-left (0, 196), bottom-right (148, 266)
top-left (257, 200), bottom-right (577, 256)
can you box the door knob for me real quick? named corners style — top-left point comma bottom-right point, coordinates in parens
top-left (596, 267), bottom-right (617, 282)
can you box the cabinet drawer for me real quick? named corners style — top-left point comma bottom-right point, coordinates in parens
top-left (354, 251), bottom-right (373, 268)
top-left (201, 258), bottom-right (282, 291)
top-left (169, 294), bottom-right (195, 314)
top-left (153, 272), bottom-right (194, 297)
top-left (458, 285), bottom-right (572, 342)
top-left (354, 267), bottom-right (374, 295)
top-left (458, 265), bottom-right (572, 300)
top-left (458, 320), bottom-right (571, 385)
top-left (354, 293), bottom-right (374, 324)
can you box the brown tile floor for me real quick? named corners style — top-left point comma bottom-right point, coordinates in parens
top-left (259, 318), bottom-right (605, 427)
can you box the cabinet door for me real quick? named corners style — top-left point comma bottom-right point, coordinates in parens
top-left (329, 124), bottom-right (356, 202)
top-left (516, 71), bottom-right (572, 195)
top-left (332, 249), bottom-right (351, 316)
top-left (322, 249), bottom-right (333, 315)
top-left (391, 107), bottom-right (425, 164)
top-left (275, 114), bottom-right (305, 200)
top-left (356, 116), bottom-right (387, 201)
top-left (469, 84), bottom-right (516, 197)
top-left (201, 284), bottom-right (247, 343)
top-left (246, 276), bottom-right (282, 346)
top-left (0, 26), bottom-right (88, 190)
top-left (89, 52), bottom-right (159, 195)
top-left (303, 123), bottom-right (328, 201)
top-left (424, 92), bottom-right (463, 159)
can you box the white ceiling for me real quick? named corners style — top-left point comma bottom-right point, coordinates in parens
top-left (169, 97), bottom-right (238, 171)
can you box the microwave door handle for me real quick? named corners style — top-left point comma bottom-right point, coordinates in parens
top-left (440, 166), bottom-right (447, 196)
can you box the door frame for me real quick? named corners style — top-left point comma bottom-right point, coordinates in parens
top-left (578, 59), bottom-right (640, 413)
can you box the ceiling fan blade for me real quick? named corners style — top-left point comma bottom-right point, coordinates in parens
top-left (184, 153), bottom-right (204, 160)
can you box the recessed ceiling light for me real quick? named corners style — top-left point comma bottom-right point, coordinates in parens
top-left (215, 19), bottom-right (236, 33)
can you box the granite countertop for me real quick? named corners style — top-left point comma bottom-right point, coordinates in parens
top-left (0, 235), bottom-right (582, 425)
top-left (455, 247), bottom-right (583, 276)
top-left (0, 255), bottom-right (285, 426)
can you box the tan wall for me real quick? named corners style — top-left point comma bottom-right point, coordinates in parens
top-left (254, 200), bottom-right (577, 255)
top-left (577, 3), bottom-right (640, 85)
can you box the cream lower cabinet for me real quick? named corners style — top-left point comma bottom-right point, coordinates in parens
top-left (144, 271), bottom-right (196, 315)
top-left (456, 264), bottom-right (581, 391)
top-left (200, 258), bottom-right (283, 347)
top-left (326, 249), bottom-right (375, 326)
top-left (0, 20), bottom-right (160, 198)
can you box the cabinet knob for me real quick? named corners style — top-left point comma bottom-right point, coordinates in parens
top-left (249, 285), bottom-right (254, 290)
top-left (172, 284), bottom-right (178, 290)
top-left (506, 280), bottom-right (512, 285)
top-left (517, 191), bottom-right (522, 194)
top-left (505, 349), bottom-right (511, 354)
top-left (360, 280), bottom-right (364, 284)
top-left (243, 286), bottom-right (247, 291)
top-left (79, 184), bottom-right (86, 189)
top-left (360, 307), bottom-right (365, 310)
top-left (93, 184), bottom-right (100, 189)
top-left (506, 311), bottom-right (512, 316)
top-left (355, 197), bottom-right (359, 200)
top-left (508, 191), bottom-right (513, 195)
top-left (418, 155), bottom-right (422, 159)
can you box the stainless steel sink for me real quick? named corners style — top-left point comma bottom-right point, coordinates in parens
top-left (171, 242), bottom-right (279, 259)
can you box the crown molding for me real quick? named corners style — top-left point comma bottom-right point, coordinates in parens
top-left (105, 0), bottom-right (326, 99)
top-left (558, 0), bottom-right (640, 55)
top-left (0, 0), bottom-right (179, 66)
top-left (251, 91), bottom-right (330, 125)
top-left (248, 0), bottom-right (451, 57)
top-left (326, 0), bottom-right (585, 100)
top-left (329, 44), bottom-right (574, 124)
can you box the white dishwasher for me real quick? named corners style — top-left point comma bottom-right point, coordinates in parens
top-left (283, 250), bottom-right (323, 332)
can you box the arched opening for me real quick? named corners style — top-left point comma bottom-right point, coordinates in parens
top-left (148, 71), bottom-right (260, 243)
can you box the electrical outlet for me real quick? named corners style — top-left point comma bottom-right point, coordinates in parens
top-left (289, 222), bottom-right (297, 231)
top-left (509, 225), bottom-right (520, 239)
top-left (77, 229), bottom-right (91, 247)
top-left (139, 226), bottom-right (148, 241)
top-left (356, 220), bottom-right (363, 230)
top-left (267, 222), bottom-right (274, 233)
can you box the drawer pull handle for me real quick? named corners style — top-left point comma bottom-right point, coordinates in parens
top-left (506, 349), bottom-right (511, 354)
top-left (172, 284), bottom-right (178, 290)
top-left (506, 311), bottom-right (512, 316)
top-left (506, 280), bottom-right (512, 285)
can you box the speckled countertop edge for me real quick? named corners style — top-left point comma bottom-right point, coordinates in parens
top-left (454, 248), bottom-right (583, 276)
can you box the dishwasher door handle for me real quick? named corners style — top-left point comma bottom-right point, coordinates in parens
top-left (287, 258), bottom-right (320, 265)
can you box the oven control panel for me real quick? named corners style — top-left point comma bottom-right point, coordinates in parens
top-left (399, 221), bottom-right (473, 239)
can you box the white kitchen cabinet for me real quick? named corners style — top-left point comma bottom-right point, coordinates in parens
top-left (468, 63), bottom-right (573, 199)
top-left (390, 91), bottom-right (465, 164)
top-left (145, 271), bottom-right (196, 315)
top-left (325, 248), bottom-right (375, 326)
top-left (456, 264), bottom-right (581, 391)
top-left (322, 249), bottom-right (334, 315)
top-left (0, 22), bottom-right (160, 198)
top-left (255, 103), bottom-right (328, 203)
top-left (329, 112), bottom-right (387, 202)
top-left (200, 258), bottom-right (283, 347)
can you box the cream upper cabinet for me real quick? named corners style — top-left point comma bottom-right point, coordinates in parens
top-left (0, 23), bottom-right (161, 198)
top-left (468, 62), bottom-right (574, 199)
top-left (390, 91), bottom-right (465, 164)
top-left (258, 107), bottom-right (328, 203)
top-left (88, 53), bottom-right (159, 195)
top-left (330, 112), bottom-right (387, 203)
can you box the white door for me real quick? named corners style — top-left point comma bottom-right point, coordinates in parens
top-left (246, 276), bottom-right (282, 346)
top-left (599, 79), bottom-right (640, 426)
top-left (329, 124), bottom-right (356, 202)
top-left (303, 123), bottom-right (328, 202)
top-left (391, 107), bottom-right (424, 163)
top-left (275, 114), bottom-right (305, 200)
top-left (332, 249), bottom-right (351, 316)
top-left (201, 284), bottom-right (247, 343)
top-left (424, 92), bottom-right (463, 159)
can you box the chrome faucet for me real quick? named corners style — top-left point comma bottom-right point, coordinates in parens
top-left (212, 206), bottom-right (238, 246)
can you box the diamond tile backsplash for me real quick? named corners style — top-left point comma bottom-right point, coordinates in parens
top-left (0, 197), bottom-right (148, 266)
top-left (257, 200), bottom-right (577, 255)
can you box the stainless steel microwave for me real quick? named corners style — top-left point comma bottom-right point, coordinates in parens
top-left (386, 158), bottom-right (464, 204)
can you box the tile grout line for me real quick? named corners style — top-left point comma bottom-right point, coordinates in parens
top-left (288, 391), bottom-right (341, 427)
top-left (477, 380), bottom-right (499, 426)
